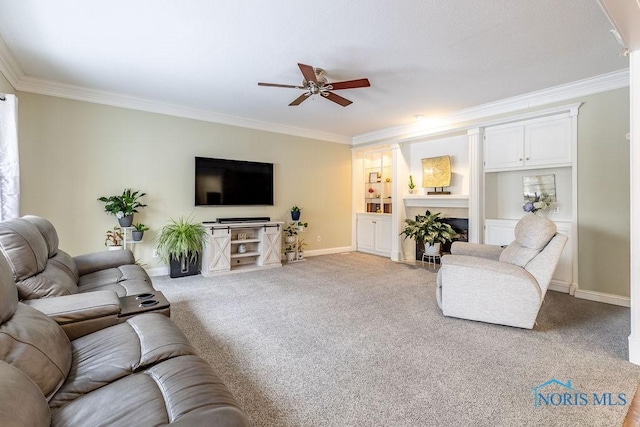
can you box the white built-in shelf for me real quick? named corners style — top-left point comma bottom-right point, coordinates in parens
top-left (403, 194), bottom-right (469, 208)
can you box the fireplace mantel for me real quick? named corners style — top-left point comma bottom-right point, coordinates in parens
top-left (403, 194), bottom-right (469, 208)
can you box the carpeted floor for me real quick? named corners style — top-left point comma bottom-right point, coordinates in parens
top-left (153, 252), bottom-right (640, 426)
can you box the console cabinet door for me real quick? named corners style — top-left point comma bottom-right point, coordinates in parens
top-left (356, 214), bottom-right (391, 257)
top-left (202, 227), bottom-right (231, 275)
top-left (260, 225), bottom-right (282, 266)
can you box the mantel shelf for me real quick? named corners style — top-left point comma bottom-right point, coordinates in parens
top-left (403, 194), bottom-right (469, 208)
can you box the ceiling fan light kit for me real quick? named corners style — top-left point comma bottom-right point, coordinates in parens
top-left (258, 63), bottom-right (370, 107)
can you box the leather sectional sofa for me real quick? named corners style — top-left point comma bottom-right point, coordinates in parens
top-left (0, 253), bottom-right (249, 426)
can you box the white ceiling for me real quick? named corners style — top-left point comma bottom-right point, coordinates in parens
top-left (0, 0), bottom-right (629, 142)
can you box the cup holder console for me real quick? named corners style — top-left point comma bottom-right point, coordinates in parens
top-left (136, 293), bottom-right (155, 300)
top-left (138, 300), bottom-right (159, 308)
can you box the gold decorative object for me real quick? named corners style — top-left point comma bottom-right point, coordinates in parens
top-left (421, 155), bottom-right (451, 194)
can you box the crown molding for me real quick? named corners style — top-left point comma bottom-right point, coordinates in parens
top-left (352, 69), bottom-right (630, 145)
top-left (0, 35), bottom-right (23, 89)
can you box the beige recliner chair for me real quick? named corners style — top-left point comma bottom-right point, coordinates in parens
top-left (436, 214), bottom-right (568, 329)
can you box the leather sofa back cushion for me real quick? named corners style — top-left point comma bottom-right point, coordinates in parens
top-left (0, 255), bottom-right (18, 324)
top-left (23, 215), bottom-right (60, 258)
top-left (0, 361), bottom-right (50, 427)
top-left (17, 258), bottom-right (79, 299)
top-left (0, 219), bottom-right (49, 281)
top-left (0, 303), bottom-right (72, 400)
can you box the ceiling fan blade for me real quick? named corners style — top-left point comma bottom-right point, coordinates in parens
top-left (258, 82), bottom-right (305, 89)
top-left (323, 91), bottom-right (353, 107)
top-left (298, 63), bottom-right (318, 84)
top-left (327, 78), bottom-right (371, 90)
top-left (289, 93), bottom-right (310, 106)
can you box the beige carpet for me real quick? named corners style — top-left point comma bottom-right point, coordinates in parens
top-left (153, 252), bottom-right (640, 426)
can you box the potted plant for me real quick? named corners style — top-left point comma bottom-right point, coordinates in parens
top-left (284, 244), bottom-right (297, 262)
top-left (98, 188), bottom-right (147, 227)
top-left (156, 216), bottom-right (207, 278)
top-left (297, 239), bottom-right (307, 260)
top-left (290, 205), bottom-right (301, 221)
top-left (132, 223), bottom-right (149, 241)
top-left (408, 175), bottom-right (416, 194)
top-left (104, 226), bottom-right (123, 250)
top-left (283, 222), bottom-right (298, 244)
top-left (296, 221), bottom-right (308, 232)
top-left (400, 210), bottom-right (456, 255)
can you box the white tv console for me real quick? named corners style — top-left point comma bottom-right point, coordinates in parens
top-left (201, 221), bottom-right (283, 276)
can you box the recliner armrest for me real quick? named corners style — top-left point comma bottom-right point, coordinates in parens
top-left (23, 290), bottom-right (121, 339)
top-left (450, 241), bottom-right (504, 260)
top-left (74, 250), bottom-right (136, 276)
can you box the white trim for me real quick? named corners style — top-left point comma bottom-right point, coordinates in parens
top-left (145, 266), bottom-right (169, 277)
top-left (402, 194), bottom-right (469, 208)
top-left (574, 289), bottom-right (631, 308)
top-left (548, 282), bottom-right (572, 294)
top-left (629, 50), bottom-right (640, 364)
top-left (305, 246), bottom-right (355, 257)
top-left (0, 36), bottom-right (23, 88)
top-left (353, 71), bottom-right (627, 145)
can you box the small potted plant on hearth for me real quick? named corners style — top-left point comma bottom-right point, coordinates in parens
top-left (156, 216), bottom-right (207, 278)
top-left (98, 188), bottom-right (147, 227)
top-left (400, 210), bottom-right (456, 255)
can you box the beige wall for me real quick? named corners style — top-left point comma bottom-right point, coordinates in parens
top-left (16, 92), bottom-right (352, 268)
top-left (0, 71), bottom-right (14, 94)
top-left (575, 88), bottom-right (630, 296)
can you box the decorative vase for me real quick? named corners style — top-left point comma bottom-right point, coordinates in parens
top-left (132, 231), bottom-right (144, 241)
top-left (237, 244), bottom-right (247, 254)
top-left (118, 214), bottom-right (134, 227)
top-left (291, 211), bottom-right (301, 221)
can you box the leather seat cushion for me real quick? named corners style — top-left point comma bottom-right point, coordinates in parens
top-left (52, 355), bottom-right (247, 426)
top-left (0, 304), bottom-right (71, 400)
top-left (0, 361), bottom-right (51, 427)
top-left (49, 313), bottom-right (197, 408)
top-left (78, 265), bottom-right (150, 294)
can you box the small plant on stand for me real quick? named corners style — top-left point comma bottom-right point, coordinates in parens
top-left (132, 223), bottom-right (149, 241)
top-left (284, 244), bottom-right (297, 262)
top-left (290, 205), bottom-right (302, 221)
top-left (104, 226), bottom-right (124, 250)
top-left (408, 175), bottom-right (416, 194)
top-left (283, 222), bottom-right (298, 244)
top-left (98, 188), bottom-right (147, 227)
top-left (297, 239), bottom-right (307, 260)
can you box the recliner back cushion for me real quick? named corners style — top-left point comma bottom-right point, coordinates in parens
top-left (0, 303), bottom-right (72, 400)
top-left (0, 218), bottom-right (49, 281)
top-left (0, 255), bottom-right (18, 324)
top-left (18, 259), bottom-right (79, 299)
top-left (499, 214), bottom-right (557, 268)
top-left (0, 361), bottom-right (51, 427)
top-left (23, 215), bottom-right (59, 258)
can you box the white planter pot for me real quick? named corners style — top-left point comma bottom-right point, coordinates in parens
top-left (285, 251), bottom-right (296, 262)
top-left (424, 242), bottom-right (441, 255)
top-left (107, 245), bottom-right (123, 251)
top-left (285, 236), bottom-right (296, 244)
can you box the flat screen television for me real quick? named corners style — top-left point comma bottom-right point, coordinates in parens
top-left (195, 157), bottom-right (274, 206)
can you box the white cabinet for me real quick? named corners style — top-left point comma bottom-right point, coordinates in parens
top-left (202, 221), bottom-right (282, 276)
top-left (484, 116), bottom-right (572, 171)
top-left (363, 150), bottom-right (393, 214)
top-left (484, 218), bottom-right (573, 288)
top-left (356, 213), bottom-right (391, 257)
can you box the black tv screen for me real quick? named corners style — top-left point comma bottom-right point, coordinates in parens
top-left (195, 157), bottom-right (274, 206)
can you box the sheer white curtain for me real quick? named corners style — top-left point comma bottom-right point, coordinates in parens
top-left (0, 94), bottom-right (19, 220)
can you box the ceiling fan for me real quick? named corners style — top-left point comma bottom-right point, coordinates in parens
top-left (258, 63), bottom-right (370, 107)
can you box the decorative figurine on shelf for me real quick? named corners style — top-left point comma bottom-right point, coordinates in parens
top-left (408, 175), bottom-right (416, 194)
top-left (368, 188), bottom-right (375, 198)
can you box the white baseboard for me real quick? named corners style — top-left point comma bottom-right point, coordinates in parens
top-left (146, 266), bottom-right (169, 277)
top-left (304, 246), bottom-right (355, 257)
top-left (548, 282), bottom-right (571, 294)
top-left (574, 289), bottom-right (630, 308)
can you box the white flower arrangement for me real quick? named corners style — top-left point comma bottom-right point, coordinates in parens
top-left (523, 193), bottom-right (552, 213)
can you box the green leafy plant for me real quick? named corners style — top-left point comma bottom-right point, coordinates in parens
top-left (408, 175), bottom-right (416, 190)
top-left (104, 226), bottom-right (123, 247)
top-left (400, 210), bottom-right (456, 246)
top-left (98, 188), bottom-right (147, 218)
top-left (155, 216), bottom-right (207, 264)
top-left (284, 222), bottom-right (298, 236)
top-left (290, 206), bottom-right (301, 213)
top-left (133, 223), bottom-right (150, 232)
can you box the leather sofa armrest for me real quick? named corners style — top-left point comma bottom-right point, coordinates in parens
top-left (23, 290), bottom-right (121, 339)
top-left (450, 241), bottom-right (504, 260)
top-left (74, 250), bottom-right (136, 276)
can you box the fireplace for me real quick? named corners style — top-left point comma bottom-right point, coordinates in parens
top-left (415, 217), bottom-right (468, 261)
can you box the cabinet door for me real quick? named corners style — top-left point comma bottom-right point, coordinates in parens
top-left (260, 226), bottom-right (282, 266)
top-left (524, 117), bottom-right (571, 168)
top-left (203, 228), bottom-right (231, 274)
top-left (483, 126), bottom-right (525, 171)
top-left (374, 218), bottom-right (392, 255)
top-left (484, 221), bottom-right (516, 246)
top-left (356, 218), bottom-right (376, 253)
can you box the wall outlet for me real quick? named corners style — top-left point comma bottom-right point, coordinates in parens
top-left (316, 235), bottom-right (321, 242)
top-left (553, 206), bottom-right (560, 214)
top-left (152, 248), bottom-right (159, 258)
